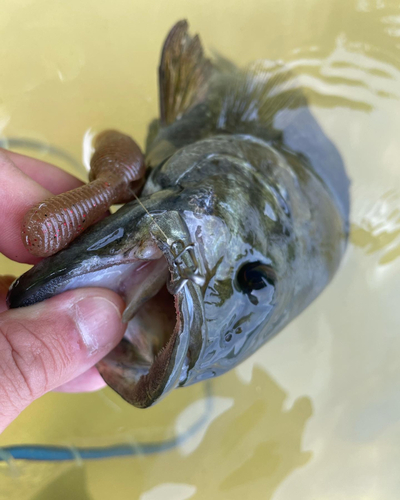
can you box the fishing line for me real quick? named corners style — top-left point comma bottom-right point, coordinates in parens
top-left (1, 136), bottom-right (169, 244)
top-left (0, 137), bottom-right (83, 172)
top-left (132, 192), bottom-right (169, 242)
top-left (0, 382), bottom-right (212, 463)
top-left (0, 139), bottom-right (211, 464)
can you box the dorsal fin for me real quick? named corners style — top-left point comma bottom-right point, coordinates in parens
top-left (215, 61), bottom-right (307, 134)
top-left (159, 20), bottom-right (212, 125)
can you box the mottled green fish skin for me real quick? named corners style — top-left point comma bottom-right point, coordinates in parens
top-left (7, 22), bottom-right (349, 407)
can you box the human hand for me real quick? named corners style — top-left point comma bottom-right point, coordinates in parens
top-left (0, 149), bottom-right (126, 433)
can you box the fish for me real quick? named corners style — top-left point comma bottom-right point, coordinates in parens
top-left (7, 20), bottom-right (350, 408)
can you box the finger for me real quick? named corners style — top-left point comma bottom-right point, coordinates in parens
top-left (54, 366), bottom-right (106, 393)
top-left (1, 149), bottom-right (83, 194)
top-left (0, 276), bottom-right (15, 314)
top-left (0, 151), bottom-right (52, 263)
top-left (0, 288), bottom-right (126, 433)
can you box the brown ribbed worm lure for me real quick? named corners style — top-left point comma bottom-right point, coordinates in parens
top-left (22, 130), bottom-right (146, 257)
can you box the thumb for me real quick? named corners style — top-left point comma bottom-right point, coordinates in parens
top-left (0, 288), bottom-right (126, 432)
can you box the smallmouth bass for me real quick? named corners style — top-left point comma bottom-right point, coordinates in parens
top-left (7, 20), bottom-right (350, 408)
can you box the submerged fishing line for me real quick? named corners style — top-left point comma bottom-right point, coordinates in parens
top-left (0, 138), bottom-right (212, 463)
top-left (0, 382), bottom-right (212, 463)
top-left (0, 137), bottom-right (84, 172)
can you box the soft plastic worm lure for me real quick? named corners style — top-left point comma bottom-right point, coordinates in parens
top-left (22, 130), bottom-right (146, 257)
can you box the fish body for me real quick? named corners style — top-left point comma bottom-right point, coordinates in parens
top-left (7, 21), bottom-right (349, 407)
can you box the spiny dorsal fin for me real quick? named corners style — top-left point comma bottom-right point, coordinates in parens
top-left (215, 61), bottom-right (307, 133)
top-left (159, 20), bottom-right (212, 125)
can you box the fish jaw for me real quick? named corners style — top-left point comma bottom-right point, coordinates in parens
top-left (7, 190), bottom-right (206, 407)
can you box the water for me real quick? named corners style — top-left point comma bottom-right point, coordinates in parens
top-left (1, 0), bottom-right (400, 498)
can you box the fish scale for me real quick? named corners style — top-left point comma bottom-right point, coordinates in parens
top-left (7, 20), bottom-right (349, 408)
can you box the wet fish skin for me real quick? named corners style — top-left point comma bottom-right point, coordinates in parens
top-left (7, 21), bottom-right (349, 407)
top-left (142, 134), bottom-right (346, 386)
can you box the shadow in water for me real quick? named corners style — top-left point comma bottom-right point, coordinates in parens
top-left (0, 368), bottom-right (313, 500)
top-left (32, 467), bottom-right (93, 500)
top-left (181, 367), bottom-right (313, 499)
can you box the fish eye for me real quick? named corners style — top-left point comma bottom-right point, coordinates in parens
top-left (236, 261), bottom-right (275, 305)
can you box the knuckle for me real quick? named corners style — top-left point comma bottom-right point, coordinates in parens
top-left (0, 319), bottom-right (72, 405)
top-left (0, 326), bottom-right (33, 414)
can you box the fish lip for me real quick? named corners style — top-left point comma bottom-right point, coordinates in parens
top-left (86, 213), bottom-right (207, 407)
top-left (6, 195), bottom-right (206, 407)
top-left (6, 190), bottom-right (178, 309)
top-left (97, 280), bottom-right (196, 408)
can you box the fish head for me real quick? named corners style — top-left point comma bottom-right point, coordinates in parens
top-left (145, 134), bottom-right (338, 388)
top-left (7, 136), bottom-right (343, 407)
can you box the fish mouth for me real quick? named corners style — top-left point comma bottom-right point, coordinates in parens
top-left (7, 192), bottom-right (204, 408)
top-left (89, 249), bottom-right (193, 409)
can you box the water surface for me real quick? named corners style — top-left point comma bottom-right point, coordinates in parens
top-left (1, 0), bottom-right (400, 498)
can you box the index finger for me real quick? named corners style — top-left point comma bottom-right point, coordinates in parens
top-left (0, 150), bottom-right (80, 264)
top-left (3, 149), bottom-right (83, 194)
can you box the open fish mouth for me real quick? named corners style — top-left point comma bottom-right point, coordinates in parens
top-left (65, 247), bottom-right (185, 407)
top-left (7, 194), bottom-right (205, 407)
